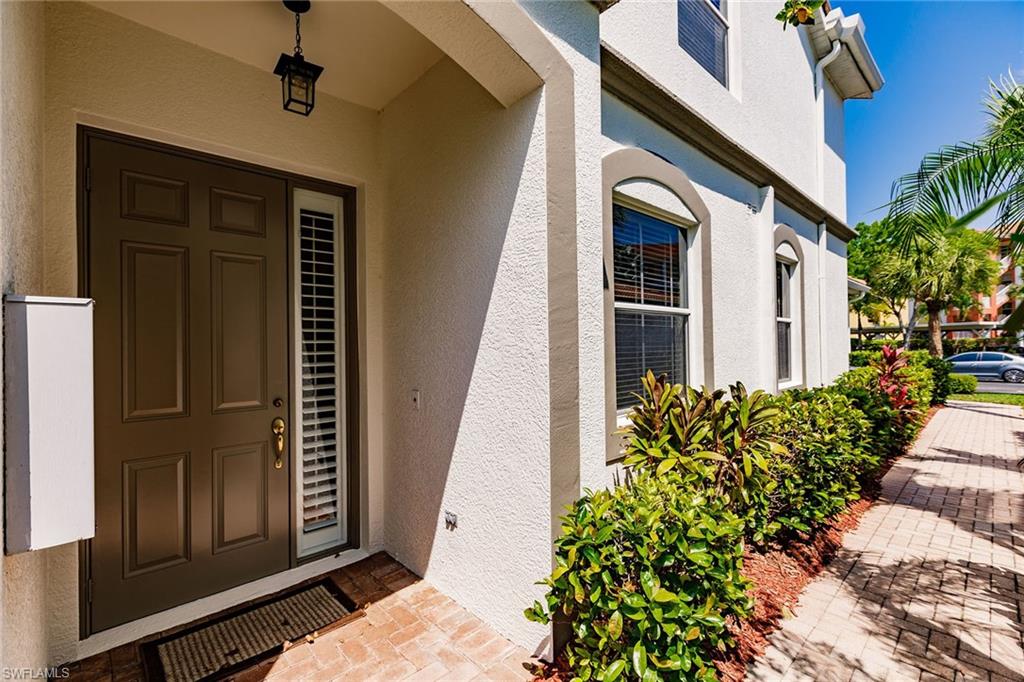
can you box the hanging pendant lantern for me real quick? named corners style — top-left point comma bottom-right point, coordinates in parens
top-left (273, 0), bottom-right (323, 116)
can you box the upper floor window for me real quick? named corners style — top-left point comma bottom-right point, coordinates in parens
top-left (677, 0), bottom-right (728, 87)
top-left (613, 203), bottom-right (690, 409)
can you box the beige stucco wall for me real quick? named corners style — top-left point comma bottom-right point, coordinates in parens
top-left (0, 0), bottom-right (48, 669)
top-left (379, 56), bottom-right (553, 648)
top-left (2, 1), bottom-right (389, 667)
top-left (2, 0), bottom-right (596, 665)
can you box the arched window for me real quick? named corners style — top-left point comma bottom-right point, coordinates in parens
top-left (773, 225), bottom-right (805, 389)
top-left (602, 148), bottom-right (713, 461)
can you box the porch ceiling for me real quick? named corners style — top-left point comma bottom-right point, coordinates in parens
top-left (90, 1), bottom-right (445, 111)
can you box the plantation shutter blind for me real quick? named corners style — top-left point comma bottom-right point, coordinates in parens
top-left (677, 0), bottom-right (728, 87)
top-left (612, 205), bottom-right (688, 409)
top-left (298, 208), bottom-right (340, 540)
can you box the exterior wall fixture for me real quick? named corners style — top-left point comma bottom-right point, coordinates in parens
top-left (273, 0), bottom-right (323, 116)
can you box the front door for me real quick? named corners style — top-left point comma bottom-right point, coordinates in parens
top-left (87, 134), bottom-right (291, 631)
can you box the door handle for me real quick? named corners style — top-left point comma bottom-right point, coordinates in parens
top-left (271, 417), bottom-right (286, 470)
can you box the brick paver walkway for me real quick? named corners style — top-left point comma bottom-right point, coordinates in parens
top-left (66, 553), bottom-right (534, 681)
top-left (750, 401), bottom-right (1024, 682)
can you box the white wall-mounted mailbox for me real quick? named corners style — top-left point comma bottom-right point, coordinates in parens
top-left (5, 296), bottom-right (95, 554)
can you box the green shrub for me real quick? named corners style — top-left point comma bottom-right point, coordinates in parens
top-left (767, 388), bottom-right (874, 535)
top-left (948, 373), bottom-right (978, 394)
top-left (525, 471), bottom-right (751, 681)
top-left (529, 354), bottom-right (934, 680)
top-left (921, 356), bottom-right (953, 403)
top-left (849, 350), bottom-right (948, 404)
top-left (834, 366), bottom-right (904, 455)
top-left (621, 373), bottom-right (784, 544)
top-left (849, 350), bottom-right (875, 368)
top-left (901, 362), bottom-right (934, 412)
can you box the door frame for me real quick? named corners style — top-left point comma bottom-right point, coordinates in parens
top-left (76, 125), bottom-right (360, 638)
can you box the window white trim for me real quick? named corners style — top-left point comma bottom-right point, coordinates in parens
top-left (292, 188), bottom-right (347, 558)
top-left (611, 201), bottom-right (693, 415)
top-left (612, 189), bottom-right (698, 230)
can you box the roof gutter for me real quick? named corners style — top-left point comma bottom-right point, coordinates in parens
top-left (822, 8), bottom-right (885, 96)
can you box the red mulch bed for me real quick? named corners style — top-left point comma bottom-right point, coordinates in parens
top-left (713, 403), bottom-right (941, 680)
top-left (533, 405), bottom-right (942, 681)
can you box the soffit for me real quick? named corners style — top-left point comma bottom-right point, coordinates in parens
top-left (89, 1), bottom-right (445, 111)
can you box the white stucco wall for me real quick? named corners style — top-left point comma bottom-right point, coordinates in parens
top-left (520, 0), bottom-right (607, 497)
top-left (601, 0), bottom-right (850, 219)
top-left (823, 83), bottom-right (848, 220)
top-left (601, 87), bottom-right (850, 406)
top-left (825, 233), bottom-right (852, 381)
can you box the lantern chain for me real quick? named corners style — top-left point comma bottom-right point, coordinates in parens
top-left (294, 12), bottom-right (303, 56)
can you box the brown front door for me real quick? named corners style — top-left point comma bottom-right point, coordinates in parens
top-left (86, 134), bottom-right (291, 631)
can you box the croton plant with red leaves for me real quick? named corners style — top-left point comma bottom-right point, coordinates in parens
top-left (873, 345), bottom-right (916, 414)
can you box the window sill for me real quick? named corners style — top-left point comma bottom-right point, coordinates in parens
top-left (777, 379), bottom-right (804, 392)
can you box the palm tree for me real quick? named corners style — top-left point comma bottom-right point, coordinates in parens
top-left (886, 223), bottom-right (1000, 356)
top-left (888, 75), bottom-right (1024, 249)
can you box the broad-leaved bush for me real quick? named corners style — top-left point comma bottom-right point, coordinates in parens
top-left (525, 471), bottom-right (751, 681)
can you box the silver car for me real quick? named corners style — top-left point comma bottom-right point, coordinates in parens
top-left (946, 351), bottom-right (1024, 383)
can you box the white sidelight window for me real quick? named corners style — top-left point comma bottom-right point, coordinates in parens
top-left (293, 188), bottom-right (346, 558)
top-left (612, 202), bottom-right (690, 409)
top-left (677, 0), bottom-right (729, 87)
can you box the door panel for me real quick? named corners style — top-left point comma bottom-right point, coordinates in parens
top-left (121, 243), bottom-right (189, 421)
top-left (211, 252), bottom-right (268, 412)
top-left (122, 452), bottom-right (190, 577)
top-left (120, 171), bottom-right (190, 226)
top-left (213, 442), bottom-right (269, 553)
top-left (976, 353), bottom-right (1004, 378)
top-left (89, 135), bottom-right (290, 632)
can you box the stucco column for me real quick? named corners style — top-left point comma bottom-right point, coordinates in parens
top-left (756, 186), bottom-right (775, 390)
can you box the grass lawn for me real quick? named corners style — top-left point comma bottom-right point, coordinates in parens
top-left (949, 393), bottom-right (1024, 407)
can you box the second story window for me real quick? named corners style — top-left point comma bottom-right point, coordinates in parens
top-left (678, 0), bottom-right (728, 87)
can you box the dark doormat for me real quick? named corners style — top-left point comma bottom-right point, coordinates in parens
top-left (140, 578), bottom-right (362, 682)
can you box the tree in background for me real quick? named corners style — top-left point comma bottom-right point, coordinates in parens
top-left (888, 75), bottom-right (1024, 328)
top-left (898, 223), bottom-right (1000, 356)
top-left (849, 219), bottom-right (1000, 355)
top-left (848, 220), bottom-right (917, 347)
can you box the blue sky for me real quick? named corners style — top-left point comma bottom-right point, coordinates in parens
top-left (841, 0), bottom-right (1024, 227)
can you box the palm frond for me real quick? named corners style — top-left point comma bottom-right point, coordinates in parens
top-left (985, 72), bottom-right (1024, 142)
top-left (888, 138), bottom-right (1024, 247)
top-left (888, 70), bottom-right (1024, 250)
